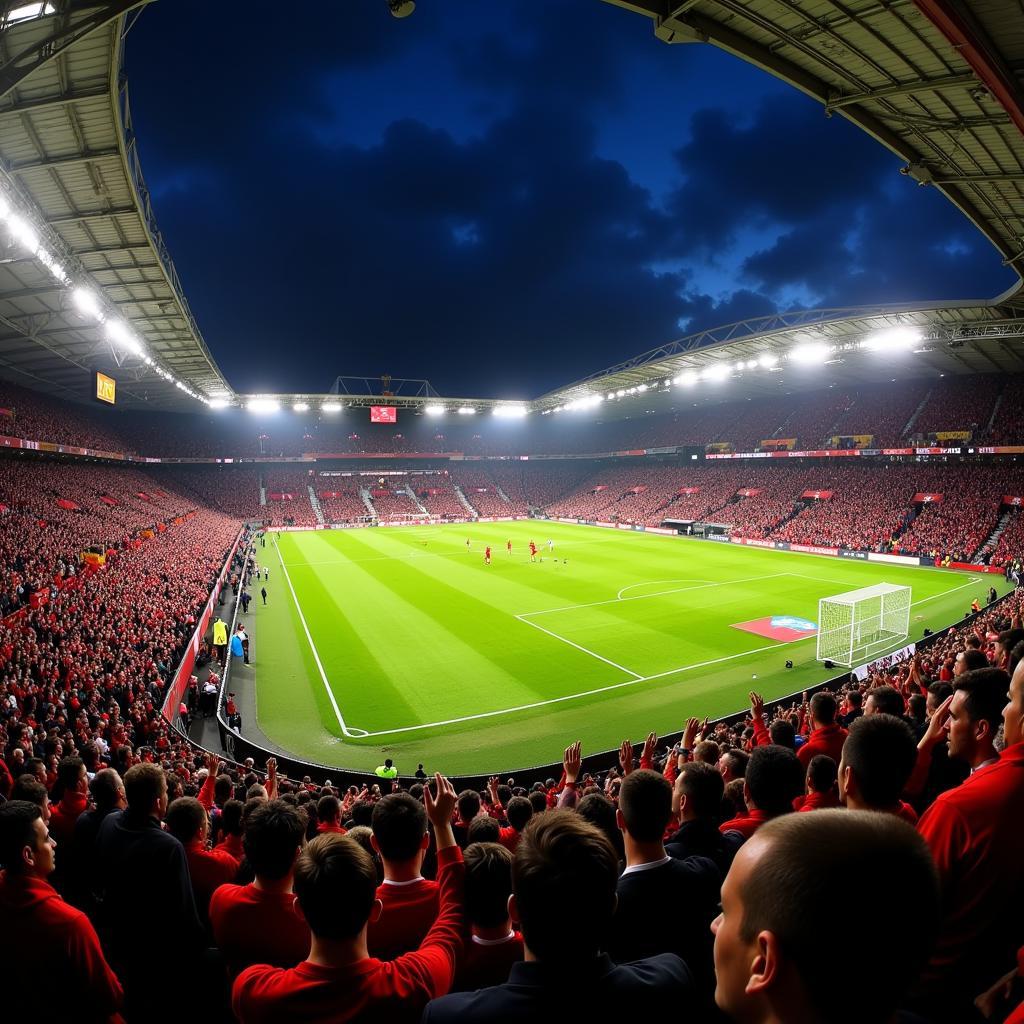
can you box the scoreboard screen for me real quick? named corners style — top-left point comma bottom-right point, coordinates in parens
top-left (95, 372), bottom-right (116, 405)
top-left (370, 406), bottom-right (397, 423)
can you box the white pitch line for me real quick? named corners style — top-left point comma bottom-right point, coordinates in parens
top-left (519, 572), bottom-right (790, 618)
top-left (616, 578), bottom-right (715, 600)
top-left (514, 613), bottom-right (643, 679)
top-left (274, 543), bottom-right (366, 739)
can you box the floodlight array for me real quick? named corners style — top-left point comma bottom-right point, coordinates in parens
top-left (0, 186), bottom-right (218, 405)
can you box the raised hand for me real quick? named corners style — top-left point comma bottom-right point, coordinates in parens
top-left (749, 691), bottom-right (765, 720)
top-left (424, 773), bottom-right (458, 851)
top-left (563, 740), bottom-right (582, 783)
top-left (920, 693), bottom-right (954, 750)
top-left (682, 717), bottom-right (700, 750)
top-left (641, 731), bottom-right (658, 765)
top-left (619, 738), bottom-right (634, 775)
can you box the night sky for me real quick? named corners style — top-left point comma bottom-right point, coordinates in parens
top-left (125, 0), bottom-right (1016, 400)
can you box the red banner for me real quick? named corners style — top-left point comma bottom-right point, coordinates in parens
top-left (370, 406), bottom-right (397, 423)
top-left (56, 498), bottom-right (79, 510)
top-left (268, 492), bottom-right (294, 500)
top-left (592, 485), bottom-right (608, 492)
top-left (627, 486), bottom-right (648, 494)
top-left (912, 493), bottom-right (943, 503)
top-left (98, 495), bottom-right (117, 505)
top-left (676, 487), bottom-right (700, 495)
top-left (1004, 496), bottom-right (1024, 506)
top-left (319, 490), bottom-right (342, 499)
top-left (800, 490), bottom-right (834, 500)
top-left (737, 488), bottom-right (763, 497)
top-left (0, 407), bottom-right (14, 419)
top-left (136, 492), bottom-right (150, 501)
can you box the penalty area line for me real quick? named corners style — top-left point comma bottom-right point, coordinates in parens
top-left (274, 543), bottom-right (366, 739)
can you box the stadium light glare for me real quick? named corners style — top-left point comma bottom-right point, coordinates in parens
top-left (704, 363), bottom-right (731, 382)
top-left (759, 353), bottom-right (779, 368)
top-left (424, 404), bottom-right (445, 416)
top-left (209, 399), bottom-right (229, 410)
top-left (71, 287), bottom-right (103, 321)
top-left (735, 361), bottom-right (745, 372)
top-left (746, 360), bottom-right (759, 370)
top-left (678, 371), bottom-right (698, 386)
top-left (6, 214), bottom-right (38, 254)
top-left (293, 402), bottom-right (310, 412)
top-left (789, 342), bottom-right (829, 364)
top-left (862, 326), bottom-right (921, 352)
top-left (616, 389), bottom-right (626, 397)
top-left (458, 407), bottom-right (476, 415)
top-left (105, 320), bottom-right (142, 355)
top-left (0, 194), bottom-right (9, 219)
top-left (637, 384), bottom-right (647, 393)
top-left (493, 405), bottom-right (528, 418)
top-left (321, 402), bottom-right (343, 413)
top-left (247, 398), bottom-right (280, 413)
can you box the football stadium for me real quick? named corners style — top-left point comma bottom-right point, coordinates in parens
top-left (0, 2), bottom-right (1023, 1022)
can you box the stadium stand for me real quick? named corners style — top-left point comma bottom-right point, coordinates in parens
top-left (263, 471), bottom-right (318, 527)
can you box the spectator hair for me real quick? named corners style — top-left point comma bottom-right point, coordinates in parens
top-left (806, 755), bottom-right (837, 794)
top-left (370, 793), bottom-right (427, 861)
top-left (846, 690), bottom-right (862, 708)
top-left (464, 841), bottom-right (514, 928)
top-left (505, 795), bottom-right (533, 833)
top-left (294, 834), bottom-right (377, 940)
top-left (10, 774), bottom-right (47, 808)
top-left (243, 799), bottom-right (306, 880)
top-left (219, 798), bottom-right (245, 837)
top-left (89, 768), bottom-right (123, 810)
top-left (513, 811), bottom-right (619, 961)
top-left (457, 789), bottom-right (481, 823)
top-left (927, 680), bottom-right (954, 702)
top-left (316, 794), bottom-right (341, 824)
top-left (866, 684), bottom-right (904, 717)
top-left (953, 667), bottom-right (1010, 732)
top-left (164, 797), bottom-right (207, 844)
top-left (843, 714), bottom-right (917, 808)
top-left (723, 778), bottom-right (748, 818)
top-left (694, 739), bottom-right (721, 765)
top-left (528, 791), bottom-right (548, 814)
top-left (0, 800), bottom-right (42, 872)
top-left (467, 815), bottom-right (501, 845)
top-left (618, 769), bottom-right (672, 842)
top-left (123, 763), bottom-right (166, 813)
top-left (739, 811), bottom-right (938, 1024)
top-left (1011, 639), bottom-right (1024, 675)
top-left (768, 719), bottom-right (796, 749)
top-left (721, 749), bottom-right (750, 778)
top-left (54, 756), bottom-right (84, 799)
top-left (810, 692), bottom-right (837, 726)
top-left (679, 761), bottom-right (725, 820)
top-left (214, 774), bottom-right (233, 803)
top-left (960, 649), bottom-right (990, 673)
top-left (746, 745), bottom-right (803, 817)
top-left (349, 800), bottom-right (374, 828)
top-left (997, 628), bottom-right (1024, 655)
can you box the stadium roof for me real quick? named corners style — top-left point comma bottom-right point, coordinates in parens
top-left (0, 1), bottom-right (1020, 416)
top-left (0, 1), bottom-right (232, 410)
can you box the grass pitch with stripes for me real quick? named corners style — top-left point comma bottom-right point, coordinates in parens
top-left (247, 522), bottom-right (1003, 775)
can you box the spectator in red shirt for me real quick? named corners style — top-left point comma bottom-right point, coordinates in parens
top-left (864, 684), bottom-right (905, 717)
top-left (716, 748), bottom-right (749, 784)
top-left (315, 794), bottom-right (346, 835)
top-left (0, 800), bottom-right (124, 1022)
top-left (712, 810), bottom-right (938, 1024)
top-left (796, 692), bottom-right (847, 767)
top-left (839, 714), bottom-right (918, 822)
top-left (795, 754), bottom-right (840, 811)
top-left (368, 791), bottom-right (438, 959)
top-left (232, 774), bottom-right (463, 1024)
top-left (943, 667), bottom-right (1005, 773)
top-left (914, 656), bottom-right (1024, 1019)
top-left (210, 799), bottom-right (311, 980)
top-left (453, 789), bottom-right (481, 848)
top-left (48, 756), bottom-right (89, 849)
top-left (496, 796), bottom-right (532, 852)
top-left (719, 745), bottom-right (803, 839)
top-left (452, 841), bottom-right (523, 991)
top-left (425, 811), bottom-right (693, 1022)
top-left (165, 796), bottom-right (241, 922)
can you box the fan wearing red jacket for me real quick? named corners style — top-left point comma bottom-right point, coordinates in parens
top-left (232, 774), bottom-right (463, 1024)
top-left (796, 693), bottom-right (847, 767)
top-left (368, 791), bottom-right (438, 959)
top-left (165, 796), bottom-right (240, 921)
top-left (0, 801), bottom-right (124, 1022)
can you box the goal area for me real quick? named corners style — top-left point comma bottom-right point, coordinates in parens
top-left (816, 583), bottom-right (911, 667)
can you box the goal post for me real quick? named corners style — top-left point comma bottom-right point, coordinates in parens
top-left (816, 583), bottom-right (911, 667)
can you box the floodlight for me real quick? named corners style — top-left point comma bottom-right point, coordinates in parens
top-left (105, 320), bottom-right (142, 355)
top-left (746, 360), bottom-right (759, 369)
top-left (759, 353), bottom-right (779, 368)
top-left (458, 407), bottom-right (476, 415)
top-left (863, 326), bottom-right (921, 352)
top-left (247, 398), bottom-right (280, 413)
top-left (71, 287), bottom-right (103, 320)
top-left (704, 363), bottom-right (731, 382)
top-left (6, 214), bottom-right (38, 254)
top-left (209, 399), bottom-right (229, 410)
top-left (735, 361), bottom-right (745, 372)
top-left (293, 402), bottom-right (310, 412)
top-left (789, 342), bottom-right (829, 364)
top-left (0, 194), bottom-right (9, 219)
top-left (678, 371), bottom-right (698, 386)
top-left (424, 404), bottom-right (445, 416)
top-left (607, 392), bottom-right (615, 400)
top-left (493, 405), bottom-right (528, 418)
top-left (321, 402), bottom-right (342, 413)
top-left (637, 384), bottom-right (647, 393)
top-left (387, 0), bottom-right (415, 16)
top-left (616, 389), bottom-right (626, 397)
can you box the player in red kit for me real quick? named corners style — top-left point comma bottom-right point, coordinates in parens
top-left (506, 539), bottom-right (512, 556)
top-left (484, 546), bottom-right (491, 565)
top-left (529, 541), bottom-right (537, 562)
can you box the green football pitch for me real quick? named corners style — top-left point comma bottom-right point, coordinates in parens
top-left (249, 521), bottom-right (1006, 775)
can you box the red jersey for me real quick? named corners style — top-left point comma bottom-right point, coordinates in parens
top-left (719, 809), bottom-right (769, 839)
top-left (796, 723), bottom-right (848, 767)
top-left (49, 790), bottom-right (88, 848)
top-left (232, 846), bottom-right (463, 1024)
top-left (529, 543), bottom-right (536, 553)
top-left (0, 871), bottom-right (123, 1022)
top-left (485, 548), bottom-right (491, 557)
top-left (184, 841), bottom-right (240, 918)
top-left (368, 876), bottom-right (440, 960)
top-left (454, 931), bottom-right (524, 992)
top-left (209, 882), bottom-right (312, 979)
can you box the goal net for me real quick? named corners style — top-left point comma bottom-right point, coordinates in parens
top-left (816, 583), bottom-right (911, 667)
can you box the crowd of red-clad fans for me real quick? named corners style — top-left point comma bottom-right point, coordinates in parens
top-left (3, 371), bottom-right (1024, 459)
top-left (3, 511), bottom-right (1024, 1022)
